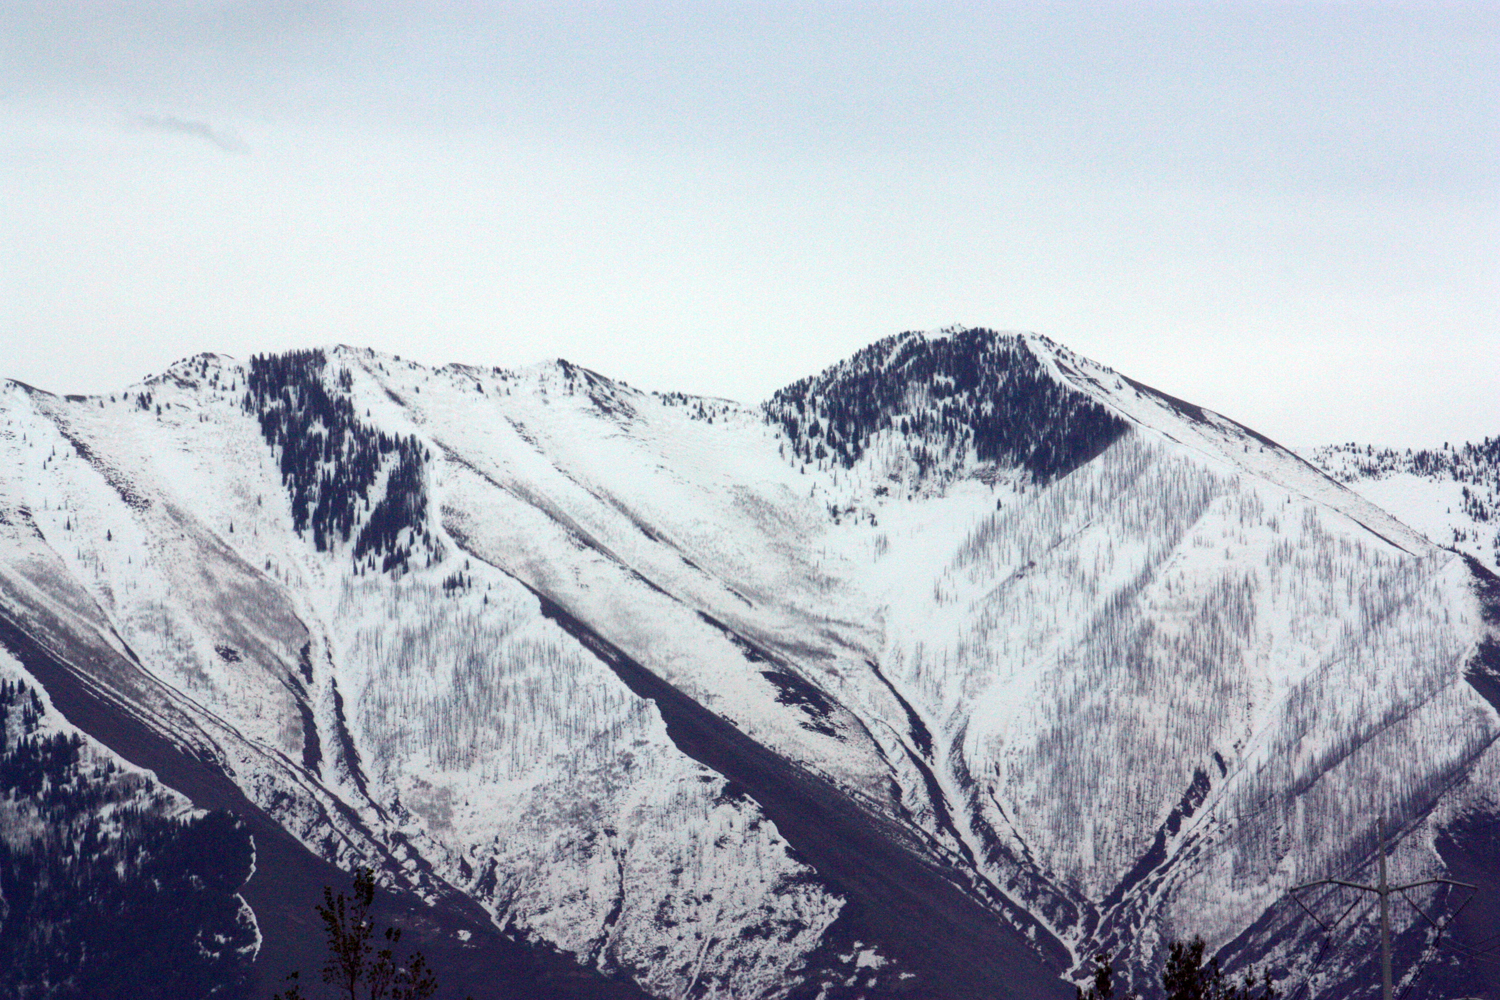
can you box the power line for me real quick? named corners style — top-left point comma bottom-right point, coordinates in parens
top-left (1284, 921), bottom-right (1350, 1000)
top-left (1289, 817), bottom-right (1476, 1000)
top-left (1283, 878), bottom-right (1377, 1000)
top-left (1395, 889), bottom-right (1478, 1000)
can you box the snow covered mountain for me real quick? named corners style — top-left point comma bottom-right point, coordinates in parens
top-left (1, 328), bottom-right (1496, 999)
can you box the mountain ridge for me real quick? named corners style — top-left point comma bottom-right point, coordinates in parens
top-left (0, 329), bottom-right (1496, 999)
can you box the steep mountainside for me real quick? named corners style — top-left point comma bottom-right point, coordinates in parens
top-left (1, 329), bottom-right (1497, 999)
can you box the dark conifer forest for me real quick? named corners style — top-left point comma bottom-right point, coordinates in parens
top-left (246, 350), bottom-right (431, 573)
top-left (0, 680), bottom-right (257, 999)
top-left (764, 328), bottom-right (1129, 482)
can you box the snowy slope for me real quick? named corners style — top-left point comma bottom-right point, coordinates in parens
top-left (1, 331), bottom-right (1497, 1000)
top-left (1306, 438), bottom-right (1500, 575)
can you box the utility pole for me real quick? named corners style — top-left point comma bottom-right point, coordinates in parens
top-left (1377, 817), bottom-right (1392, 1000)
top-left (1291, 817), bottom-right (1475, 1000)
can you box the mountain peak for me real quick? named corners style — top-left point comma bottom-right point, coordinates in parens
top-left (763, 327), bottom-right (1130, 484)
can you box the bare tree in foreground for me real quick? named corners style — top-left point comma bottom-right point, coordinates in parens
top-left (273, 868), bottom-right (461, 1000)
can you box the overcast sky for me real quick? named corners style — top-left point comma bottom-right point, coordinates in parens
top-left (2, 2), bottom-right (1496, 448)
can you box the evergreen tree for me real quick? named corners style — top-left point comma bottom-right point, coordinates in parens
top-left (1077, 951), bottom-right (1134, 1000)
top-left (1073, 939), bottom-right (1278, 1000)
top-left (1160, 937), bottom-right (1278, 1000)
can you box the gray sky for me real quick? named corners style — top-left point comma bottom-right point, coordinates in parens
top-left (2, 2), bottom-right (1496, 449)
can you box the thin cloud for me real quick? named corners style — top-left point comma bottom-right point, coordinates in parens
top-left (135, 114), bottom-right (249, 154)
